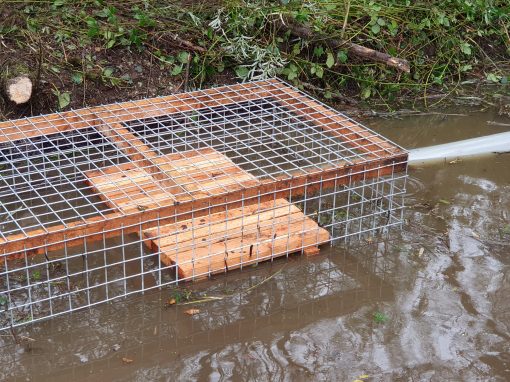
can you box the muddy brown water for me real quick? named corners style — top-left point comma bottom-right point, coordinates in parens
top-left (1, 108), bottom-right (509, 381)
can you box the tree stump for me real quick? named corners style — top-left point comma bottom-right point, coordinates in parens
top-left (4, 76), bottom-right (33, 105)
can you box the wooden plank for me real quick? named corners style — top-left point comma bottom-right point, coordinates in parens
top-left (144, 199), bottom-right (299, 248)
top-left (0, 80), bottom-right (278, 144)
top-left (144, 199), bottom-right (289, 238)
top-left (144, 198), bottom-right (329, 279)
top-left (95, 123), bottom-right (158, 160)
top-left (153, 149), bottom-right (260, 199)
top-left (0, 110), bottom-right (96, 143)
top-left (84, 148), bottom-right (261, 214)
top-left (155, 211), bottom-right (316, 261)
top-left (1, 153), bottom-right (407, 258)
top-left (95, 123), bottom-right (182, 197)
top-left (173, 221), bottom-right (330, 279)
top-left (84, 162), bottom-right (175, 212)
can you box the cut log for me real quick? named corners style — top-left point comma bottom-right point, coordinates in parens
top-left (278, 20), bottom-right (410, 73)
top-left (4, 76), bottom-right (33, 104)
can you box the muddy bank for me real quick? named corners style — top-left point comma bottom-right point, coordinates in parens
top-left (1, 1), bottom-right (508, 121)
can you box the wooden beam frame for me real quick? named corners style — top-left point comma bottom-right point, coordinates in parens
top-left (0, 79), bottom-right (407, 257)
top-left (1, 154), bottom-right (407, 257)
top-left (0, 79), bottom-right (400, 158)
top-left (0, 81), bottom-right (274, 143)
top-left (94, 122), bottom-right (182, 197)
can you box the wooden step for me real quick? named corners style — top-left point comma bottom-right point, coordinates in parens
top-left (154, 148), bottom-right (260, 199)
top-left (143, 199), bottom-right (330, 280)
top-left (83, 148), bottom-right (260, 213)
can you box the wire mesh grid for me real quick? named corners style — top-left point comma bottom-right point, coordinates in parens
top-left (0, 240), bottom-right (399, 380)
top-left (0, 78), bottom-right (407, 330)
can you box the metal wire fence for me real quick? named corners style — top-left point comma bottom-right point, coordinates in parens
top-left (0, 79), bottom-right (407, 330)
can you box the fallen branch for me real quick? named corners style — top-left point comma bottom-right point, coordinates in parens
top-left (487, 121), bottom-right (510, 127)
top-left (160, 32), bottom-right (207, 53)
top-left (170, 265), bottom-right (287, 306)
top-left (278, 19), bottom-right (410, 73)
top-left (349, 109), bottom-right (468, 118)
top-left (301, 82), bottom-right (358, 105)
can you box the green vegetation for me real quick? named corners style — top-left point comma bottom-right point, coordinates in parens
top-left (0, 0), bottom-right (508, 118)
top-left (373, 311), bottom-right (389, 324)
top-left (31, 270), bottom-right (42, 282)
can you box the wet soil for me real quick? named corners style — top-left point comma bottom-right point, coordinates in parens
top-left (0, 108), bottom-right (509, 381)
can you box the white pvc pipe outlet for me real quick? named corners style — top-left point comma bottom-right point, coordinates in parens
top-left (408, 131), bottom-right (510, 165)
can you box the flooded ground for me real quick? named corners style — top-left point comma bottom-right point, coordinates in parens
top-left (1, 107), bottom-right (509, 381)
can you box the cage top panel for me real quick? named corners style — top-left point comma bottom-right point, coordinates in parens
top-left (0, 78), bottom-right (407, 252)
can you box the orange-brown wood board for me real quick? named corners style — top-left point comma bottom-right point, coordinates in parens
top-left (0, 78), bottom-right (407, 260)
top-left (84, 148), bottom-right (260, 213)
top-left (86, 149), bottom-right (329, 279)
top-left (143, 198), bottom-right (330, 280)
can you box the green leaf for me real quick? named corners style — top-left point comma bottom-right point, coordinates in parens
top-left (438, 199), bottom-right (450, 205)
top-left (295, 10), bottom-right (309, 23)
top-left (371, 23), bottom-right (380, 34)
top-left (326, 52), bottom-right (334, 68)
top-left (460, 64), bottom-right (472, 72)
top-left (388, 20), bottom-right (399, 36)
top-left (377, 18), bottom-right (386, 26)
top-left (373, 311), bottom-right (388, 324)
top-left (313, 45), bottom-right (324, 57)
top-left (120, 73), bottom-right (133, 84)
top-left (292, 42), bottom-right (301, 55)
top-left (86, 17), bottom-right (99, 37)
top-left (486, 73), bottom-right (501, 83)
top-left (235, 66), bottom-right (249, 79)
top-left (71, 72), bottom-right (83, 84)
top-left (103, 67), bottom-right (114, 77)
top-left (283, 63), bottom-right (298, 80)
top-left (315, 65), bottom-right (324, 79)
top-left (52, 0), bottom-right (65, 8)
top-left (361, 87), bottom-right (371, 99)
top-left (57, 92), bottom-right (71, 109)
top-left (460, 42), bottom-right (472, 55)
top-left (177, 51), bottom-right (190, 64)
top-left (171, 65), bottom-right (183, 76)
top-left (337, 50), bottom-right (348, 63)
top-left (188, 12), bottom-right (201, 27)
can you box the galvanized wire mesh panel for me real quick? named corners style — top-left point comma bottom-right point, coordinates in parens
top-left (0, 78), bottom-right (407, 330)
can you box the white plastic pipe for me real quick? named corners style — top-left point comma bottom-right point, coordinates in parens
top-left (408, 131), bottom-right (510, 165)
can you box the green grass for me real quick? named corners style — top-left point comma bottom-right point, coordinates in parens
top-left (373, 311), bottom-right (389, 324)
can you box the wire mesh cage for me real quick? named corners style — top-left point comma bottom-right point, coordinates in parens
top-left (0, 78), bottom-right (407, 329)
